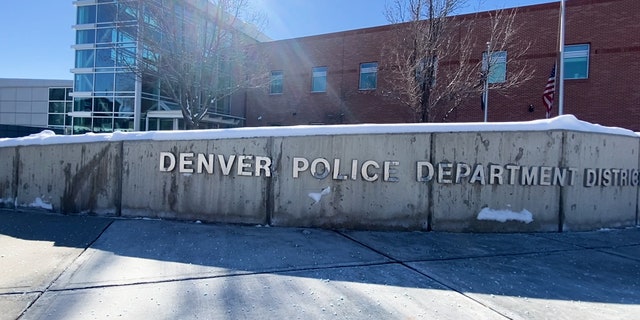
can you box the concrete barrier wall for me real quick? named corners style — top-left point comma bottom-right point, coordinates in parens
top-left (15, 142), bottom-right (121, 214)
top-left (1, 129), bottom-right (638, 232)
top-left (431, 131), bottom-right (564, 232)
top-left (0, 147), bottom-right (17, 208)
top-left (270, 134), bottom-right (431, 230)
top-left (561, 132), bottom-right (640, 231)
top-left (120, 139), bottom-right (270, 225)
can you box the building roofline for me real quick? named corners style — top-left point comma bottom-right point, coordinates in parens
top-left (262, 0), bottom-right (623, 44)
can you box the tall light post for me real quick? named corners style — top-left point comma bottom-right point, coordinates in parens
top-left (483, 41), bottom-right (490, 123)
top-left (557, 0), bottom-right (566, 115)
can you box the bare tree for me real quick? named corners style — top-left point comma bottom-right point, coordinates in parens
top-left (127, 0), bottom-right (267, 129)
top-left (382, 0), bottom-right (532, 122)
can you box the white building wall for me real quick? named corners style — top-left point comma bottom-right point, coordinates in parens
top-left (0, 78), bottom-right (72, 127)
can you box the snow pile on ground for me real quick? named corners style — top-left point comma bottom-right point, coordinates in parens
top-left (0, 115), bottom-right (638, 148)
top-left (476, 207), bottom-right (534, 224)
top-left (29, 197), bottom-right (53, 211)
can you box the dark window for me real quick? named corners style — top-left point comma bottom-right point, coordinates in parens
top-left (48, 114), bottom-right (65, 126)
top-left (49, 102), bottom-right (65, 113)
top-left (49, 88), bottom-right (66, 101)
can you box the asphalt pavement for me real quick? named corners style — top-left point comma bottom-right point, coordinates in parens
top-left (1, 209), bottom-right (639, 319)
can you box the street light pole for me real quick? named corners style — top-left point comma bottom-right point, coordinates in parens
top-left (557, 0), bottom-right (566, 115)
top-left (483, 41), bottom-right (490, 123)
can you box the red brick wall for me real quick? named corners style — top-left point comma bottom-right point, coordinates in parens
top-left (242, 0), bottom-right (640, 131)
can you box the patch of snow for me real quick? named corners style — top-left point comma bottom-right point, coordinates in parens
top-left (0, 115), bottom-right (637, 148)
top-left (0, 198), bottom-right (14, 207)
top-left (477, 207), bottom-right (533, 224)
top-left (29, 197), bottom-right (53, 211)
top-left (308, 187), bottom-right (331, 204)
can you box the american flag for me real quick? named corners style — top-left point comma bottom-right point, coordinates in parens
top-left (542, 64), bottom-right (556, 118)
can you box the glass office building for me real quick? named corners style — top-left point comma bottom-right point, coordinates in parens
top-left (71, 0), bottom-right (264, 134)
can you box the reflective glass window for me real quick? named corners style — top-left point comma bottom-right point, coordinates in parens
top-left (73, 117), bottom-right (92, 134)
top-left (564, 44), bottom-right (589, 79)
top-left (115, 117), bottom-right (134, 131)
top-left (116, 46), bottom-right (136, 67)
top-left (115, 72), bottom-right (135, 91)
top-left (117, 3), bottom-right (137, 21)
top-left (76, 29), bottom-right (95, 44)
top-left (49, 88), bottom-right (66, 100)
top-left (159, 119), bottom-right (174, 131)
top-left (311, 67), bottom-right (327, 92)
top-left (142, 76), bottom-right (160, 95)
top-left (96, 28), bottom-right (114, 43)
top-left (97, 4), bottom-right (117, 23)
top-left (74, 74), bottom-right (93, 92)
top-left (141, 97), bottom-right (157, 113)
top-left (270, 71), bottom-right (283, 94)
top-left (74, 98), bottom-right (93, 112)
top-left (117, 27), bottom-right (136, 43)
top-left (77, 5), bottom-right (96, 24)
top-left (94, 117), bottom-right (114, 133)
top-left (94, 97), bottom-right (114, 113)
top-left (116, 98), bottom-right (135, 115)
top-left (95, 73), bottom-right (115, 92)
top-left (66, 102), bottom-right (73, 113)
top-left (48, 114), bottom-right (65, 126)
top-left (96, 48), bottom-right (115, 67)
top-left (75, 49), bottom-right (95, 68)
top-left (49, 102), bottom-right (65, 113)
top-left (359, 62), bottom-right (378, 90)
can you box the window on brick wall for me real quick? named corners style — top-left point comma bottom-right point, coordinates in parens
top-left (564, 44), bottom-right (589, 79)
top-left (311, 66), bottom-right (327, 92)
top-left (359, 62), bottom-right (378, 90)
top-left (270, 70), bottom-right (283, 94)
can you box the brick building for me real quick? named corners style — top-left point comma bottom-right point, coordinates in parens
top-left (243, 0), bottom-right (640, 131)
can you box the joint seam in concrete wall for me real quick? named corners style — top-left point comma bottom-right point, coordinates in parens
top-left (12, 147), bottom-right (20, 209)
top-left (559, 131), bottom-right (567, 232)
top-left (427, 133), bottom-right (434, 231)
top-left (637, 139), bottom-right (640, 226)
top-left (115, 141), bottom-right (124, 217)
top-left (265, 137), bottom-right (275, 226)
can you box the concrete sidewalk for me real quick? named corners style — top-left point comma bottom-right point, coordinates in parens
top-left (1, 209), bottom-right (639, 319)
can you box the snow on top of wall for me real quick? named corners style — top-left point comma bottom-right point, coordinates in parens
top-left (0, 115), bottom-right (638, 148)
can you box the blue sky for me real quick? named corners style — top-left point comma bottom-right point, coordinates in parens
top-left (0, 0), bottom-right (556, 80)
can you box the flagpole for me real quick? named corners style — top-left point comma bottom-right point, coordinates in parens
top-left (557, 0), bottom-right (566, 115)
